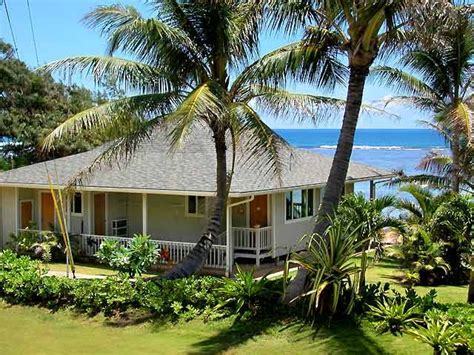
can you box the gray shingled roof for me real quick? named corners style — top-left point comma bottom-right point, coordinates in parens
top-left (0, 126), bottom-right (392, 196)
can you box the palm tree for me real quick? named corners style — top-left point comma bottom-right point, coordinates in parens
top-left (336, 193), bottom-right (405, 292)
top-left (40, 1), bottom-right (344, 278)
top-left (259, 0), bottom-right (416, 301)
top-left (373, 5), bottom-right (474, 192)
top-left (396, 185), bottom-right (449, 226)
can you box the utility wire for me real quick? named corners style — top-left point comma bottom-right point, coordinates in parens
top-left (26, 0), bottom-right (40, 66)
top-left (2, 0), bottom-right (20, 60)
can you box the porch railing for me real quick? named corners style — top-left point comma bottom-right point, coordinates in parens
top-left (231, 226), bottom-right (273, 267)
top-left (232, 226), bottom-right (272, 250)
top-left (78, 234), bottom-right (226, 269)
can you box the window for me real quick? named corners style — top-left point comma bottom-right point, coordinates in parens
top-left (285, 188), bottom-right (315, 221)
top-left (70, 192), bottom-right (83, 216)
top-left (186, 196), bottom-right (206, 217)
top-left (112, 219), bottom-right (128, 237)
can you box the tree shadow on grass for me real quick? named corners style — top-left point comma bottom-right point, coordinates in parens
top-left (189, 316), bottom-right (389, 355)
top-left (188, 316), bottom-right (282, 354)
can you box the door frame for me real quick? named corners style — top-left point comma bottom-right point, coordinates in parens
top-left (38, 191), bottom-right (56, 231)
top-left (19, 199), bottom-right (34, 229)
top-left (92, 192), bottom-right (108, 235)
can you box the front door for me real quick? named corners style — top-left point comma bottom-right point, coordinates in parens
top-left (41, 193), bottom-right (55, 231)
top-left (20, 201), bottom-right (33, 229)
top-left (250, 195), bottom-right (268, 228)
top-left (94, 193), bottom-right (106, 235)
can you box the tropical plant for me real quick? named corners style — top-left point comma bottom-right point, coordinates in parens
top-left (286, 222), bottom-right (364, 318)
top-left (430, 194), bottom-right (473, 284)
top-left (405, 313), bottom-right (468, 355)
top-left (95, 234), bottom-right (160, 277)
top-left (368, 299), bottom-right (421, 335)
top-left (10, 228), bottom-right (60, 263)
top-left (336, 193), bottom-right (405, 292)
top-left (387, 226), bottom-right (450, 286)
top-left (396, 185), bottom-right (450, 226)
top-left (373, 5), bottom-right (474, 193)
top-left (263, 0), bottom-right (447, 301)
top-left (39, 1), bottom-right (343, 278)
top-left (216, 264), bottom-right (277, 319)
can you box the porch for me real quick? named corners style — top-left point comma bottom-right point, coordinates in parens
top-left (16, 225), bottom-right (274, 273)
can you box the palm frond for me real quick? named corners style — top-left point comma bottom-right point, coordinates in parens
top-left (43, 93), bottom-right (181, 150)
top-left (370, 66), bottom-right (438, 99)
top-left (165, 81), bottom-right (227, 149)
top-left (37, 56), bottom-right (181, 93)
top-left (244, 85), bottom-right (346, 125)
top-left (231, 102), bottom-right (285, 178)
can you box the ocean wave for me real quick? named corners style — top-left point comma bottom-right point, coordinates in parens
top-left (316, 145), bottom-right (424, 151)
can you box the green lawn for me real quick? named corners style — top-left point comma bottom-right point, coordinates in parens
top-left (0, 258), bottom-right (468, 354)
top-left (0, 301), bottom-right (432, 355)
top-left (44, 262), bottom-right (159, 278)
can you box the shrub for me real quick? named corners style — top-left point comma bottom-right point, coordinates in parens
top-left (0, 251), bottom-right (226, 320)
top-left (9, 228), bottom-right (60, 262)
top-left (95, 234), bottom-right (160, 277)
top-left (216, 265), bottom-right (279, 319)
top-left (368, 299), bottom-right (421, 335)
top-left (405, 312), bottom-right (469, 355)
top-left (287, 222), bottom-right (364, 318)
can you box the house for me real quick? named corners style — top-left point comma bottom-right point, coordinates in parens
top-left (0, 127), bottom-right (392, 275)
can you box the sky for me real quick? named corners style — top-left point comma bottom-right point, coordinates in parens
top-left (0, 0), bottom-right (431, 129)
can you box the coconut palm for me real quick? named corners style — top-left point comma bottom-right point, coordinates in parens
top-left (39, 1), bottom-right (345, 278)
top-left (336, 193), bottom-right (405, 292)
top-left (372, 5), bottom-right (474, 192)
top-left (258, 0), bottom-right (419, 301)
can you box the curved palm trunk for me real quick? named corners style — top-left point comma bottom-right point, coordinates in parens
top-left (163, 130), bottom-right (228, 279)
top-left (283, 65), bottom-right (371, 303)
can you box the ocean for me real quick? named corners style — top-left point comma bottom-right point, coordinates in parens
top-left (275, 129), bottom-right (448, 197)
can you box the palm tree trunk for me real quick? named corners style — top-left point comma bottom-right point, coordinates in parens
top-left (163, 129), bottom-right (228, 279)
top-left (468, 255), bottom-right (474, 304)
top-left (283, 64), bottom-right (371, 303)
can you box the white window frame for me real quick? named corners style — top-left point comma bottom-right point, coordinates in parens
top-left (185, 195), bottom-right (207, 217)
top-left (284, 188), bottom-right (316, 224)
top-left (111, 219), bottom-right (128, 237)
top-left (70, 192), bottom-right (84, 216)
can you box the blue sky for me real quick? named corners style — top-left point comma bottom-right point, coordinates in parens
top-left (1, 0), bottom-right (429, 129)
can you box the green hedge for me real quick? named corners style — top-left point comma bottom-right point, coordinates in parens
top-left (0, 250), bottom-right (223, 319)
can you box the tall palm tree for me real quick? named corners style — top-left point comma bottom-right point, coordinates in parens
top-left (257, 0), bottom-right (416, 301)
top-left (373, 5), bottom-right (474, 192)
top-left (40, 1), bottom-right (344, 278)
top-left (336, 193), bottom-right (405, 292)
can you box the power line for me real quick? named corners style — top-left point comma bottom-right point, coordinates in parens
top-left (2, 0), bottom-right (20, 60)
top-left (26, 0), bottom-right (40, 65)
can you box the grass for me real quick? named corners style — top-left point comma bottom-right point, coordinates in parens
top-left (0, 258), bottom-right (468, 354)
top-left (44, 262), bottom-right (159, 278)
top-left (0, 301), bottom-right (432, 355)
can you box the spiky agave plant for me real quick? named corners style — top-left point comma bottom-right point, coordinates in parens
top-left (38, 1), bottom-right (345, 278)
top-left (286, 221), bottom-right (365, 319)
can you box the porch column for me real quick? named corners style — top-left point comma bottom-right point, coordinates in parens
top-left (66, 194), bottom-right (71, 232)
top-left (142, 193), bottom-right (148, 235)
top-left (87, 192), bottom-right (93, 234)
top-left (14, 187), bottom-right (19, 233)
top-left (369, 180), bottom-right (376, 200)
top-left (225, 205), bottom-right (232, 276)
top-left (271, 194), bottom-right (277, 259)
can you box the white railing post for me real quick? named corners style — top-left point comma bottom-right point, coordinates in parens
top-left (256, 228), bottom-right (261, 267)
